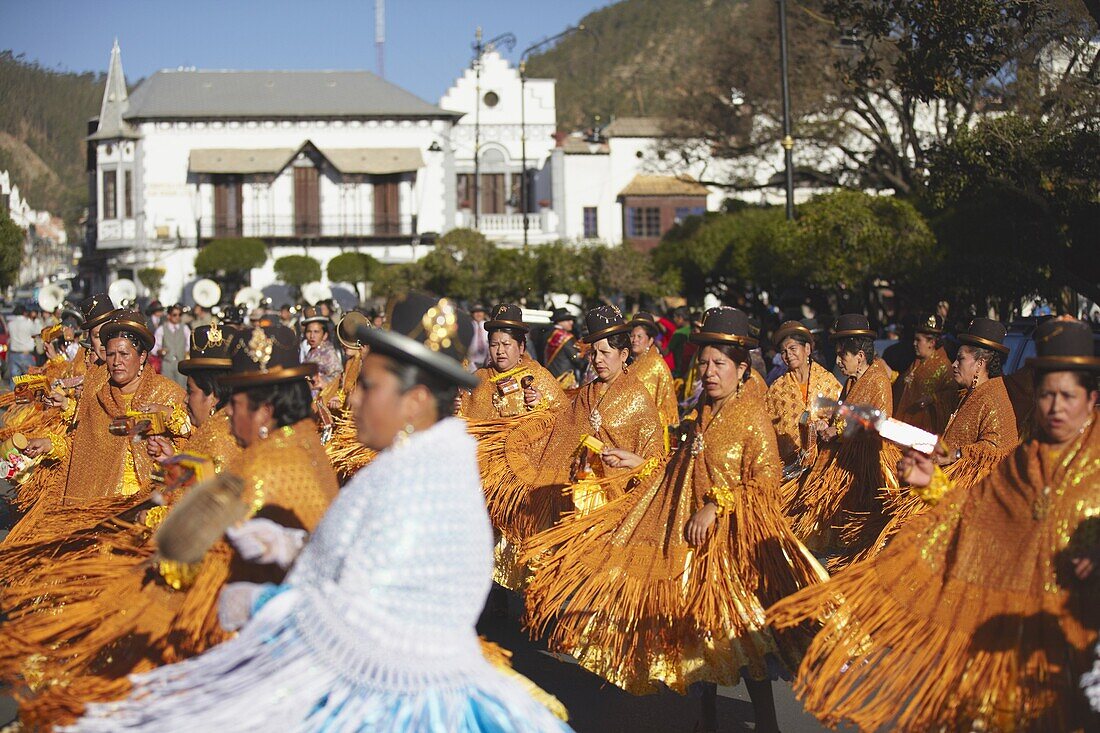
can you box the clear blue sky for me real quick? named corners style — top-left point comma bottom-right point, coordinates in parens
top-left (0, 0), bottom-right (611, 102)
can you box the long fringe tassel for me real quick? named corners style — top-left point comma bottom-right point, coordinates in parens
top-left (768, 534), bottom-right (1092, 731)
top-left (323, 414), bottom-right (377, 484)
top-left (847, 444), bottom-right (1005, 566)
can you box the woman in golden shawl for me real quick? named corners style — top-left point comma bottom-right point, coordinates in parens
top-left (865, 317), bottom-right (1020, 559)
top-left (764, 320), bottom-right (842, 475)
top-left (893, 313), bottom-right (957, 433)
top-left (627, 311), bottom-right (680, 435)
top-left (10, 313), bottom-right (189, 549)
top-left (524, 307), bottom-right (826, 733)
top-left (475, 304), bottom-right (663, 590)
top-left (1, 294), bottom-right (119, 528)
top-left (319, 311), bottom-right (371, 413)
top-left (0, 323), bottom-right (338, 728)
top-left (769, 317), bottom-right (1100, 732)
top-left (783, 314), bottom-right (899, 558)
top-left (0, 323), bottom-right (243, 728)
top-left (458, 303), bottom-right (565, 422)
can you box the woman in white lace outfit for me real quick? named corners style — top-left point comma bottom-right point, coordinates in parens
top-left (66, 292), bottom-right (572, 733)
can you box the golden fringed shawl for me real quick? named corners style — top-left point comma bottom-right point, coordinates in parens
top-left (783, 359), bottom-right (899, 554)
top-left (458, 354), bottom-right (565, 421)
top-left (765, 361), bottom-right (842, 465)
top-left (768, 420), bottom-right (1100, 732)
top-left (864, 376), bottom-right (1021, 561)
top-left (0, 418), bottom-right (335, 728)
top-left (633, 346), bottom-right (680, 429)
top-left (522, 391), bottom-right (826, 694)
top-left (324, 412), bottom-right (378, 485)
top-left (471, 370), bottom-right (662, 590)
top-left (893, 348), bottom-right (957, 434)
top-left (62, 370), bottom-right (187, 503)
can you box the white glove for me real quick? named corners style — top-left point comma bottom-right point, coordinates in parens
top-left (217, 581), bottom-right (264, 632)
top-left (225, 517), bottom-right (307, 569)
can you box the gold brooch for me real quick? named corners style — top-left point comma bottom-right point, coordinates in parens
top-left (422, 299), bottom-right (458, 352)
top-left (206, 321), bottom-right (223, 348)
top-left (246, 327), bottom-right (273, 370)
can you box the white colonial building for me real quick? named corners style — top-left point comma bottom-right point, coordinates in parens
top-left (439, 50), bottom-right (558, 244)
top-left (85, 41), bottom-right (460, 304)
top-left (1, 170), bottom-right (71, 289)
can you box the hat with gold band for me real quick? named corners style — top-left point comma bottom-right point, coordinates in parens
top-left (219, 323), bottom-right (316, 387)
top-left (581, 304), bottom-right (631, 344)
top-left (100, 312), bottom-right (156, 353)
top-left (79, 293), bottom-right (118, 331)
top-left (356, 291), bottom-right (478, 389)
top-left (958, 317), bottom-right (1009, 355)
top-left (772, 319), bottom-right (814, 347)
top-left (179, 323), bottom-right (237, 375)
top-left (627, 311), bottom-right (660, 336)
top-left (299, 305), bottom-right (329, 325)
top-left (916, 313), bottom-right (945, 335)
top-left (484, 303), bottom-right (530, 334)
top-left (831, 313), bottom-right (876, 339)
top-left (1026, 318), bottom-right (1100, 371)
top-left (336, 311), bottom-right (372, 350)
top-left (690, 306), bottom-right (758, 348)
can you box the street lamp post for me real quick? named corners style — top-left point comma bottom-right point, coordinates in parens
top-left (471, 28), bottom-right (516, 231)
top-left (777, 0), bottom-right (795, 220)
top-left (518, 24), bottom-right (588, 247)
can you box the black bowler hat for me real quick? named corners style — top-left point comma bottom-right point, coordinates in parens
top-left (470, 303), bottom-right (488, 315)
top-left (355, 291), bottom-right (478, 389)
top-left (581, 304), bottom-right (631, 344)
top-left (219, 323), bottom-right (316, 388)
top-left (79, 293), bottom-right (118, 331)
top-left (484, 303), bottom-right (529, 334)
top-left (100, 312), bottom-right (156, 353)
top-left (179, 323), bottom-right (237, 376)
top-left (299, 305), bottom-right (329, 326)
top-left (1026, 318), bottom-right (1100, 372)
top-left (627, 311), bottom-right (660, 336)
top-left (551, 307), bottom-right (575, 323)
top-left (691, 306), bottom-right (758, 348)
top-left (915, 313), bottom-right (944, 335)
top-left (772, 320), bottom-right (815, 347)
top-left (958, 317), bottom-right (1009, 355)
top-left (831, 314), bottom-right (876, 339)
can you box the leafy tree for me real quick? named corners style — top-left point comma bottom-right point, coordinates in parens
top-left (0, 211), bottom-right (25, 290)
top-left (531, 241), bottom-right (597, 300)
top-left (327, 251), bottom-right (379, 285)
top-left (194, 238), bottom-right (268, 288)
top-left (773, 190), bottom-right (937, 307)
top-left (137, 267), bottom-right (165, 299)
top-left (372, 263), bottom-right (426, 299)
top-left (588, 244), bottom-right (670, 307)
top-left (273, 255), bottom-right (322, 297)
top-left (417, 228), bottom-right (495, 302)
top-left (486, 247), bottom-right (537, 303)
top-left (924, 114), bottom-right (1100, 313)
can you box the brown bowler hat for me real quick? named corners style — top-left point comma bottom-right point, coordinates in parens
top-left (831, 314), bottom-right (876, 339)
top-left (100, 312), bottom-right (156, 352)
top-left (1026, 318), bottom-right (1100, 372)
top-left (336, 312), bottom-right (372, 350)
top-left (691, 307), bottom-right (758, 348)
top-left (79, 293), bottom-right (118, 331)
top-left (958, 317), bottom-right (1009, 355)
top-left (484, 303), bottom-right (530, 334)
top-left (772, 320), bottom-right (814, 347)
top-left (627, 311), bottom-right (660, 336)
top-left (179, 323), bottom-right (237, 375)
top-left (581, 304), bottom-right (631, 344)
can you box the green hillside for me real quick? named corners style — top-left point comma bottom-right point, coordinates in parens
top-left (524, 0), bottom-right (739, 131)
top-left (0, 51), bottom-right (104, 232)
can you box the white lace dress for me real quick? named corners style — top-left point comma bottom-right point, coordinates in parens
top-left (66, 418), bottom-right (572, 732)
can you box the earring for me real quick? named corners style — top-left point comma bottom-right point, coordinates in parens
top-left (394, 423), bottom-right (415, 446)
top-left (138, 363), bottom-right (145, 377)
top-left (735, 379), bottom-right (744, 398)
top-left (622, 363), bottom-right (629, 375)
top-left (970, 373), bottom-right (978, 390)
top-left (258, 425), bottom-right (269, 440)
top-left (209, 405), bottom-right (217, 417)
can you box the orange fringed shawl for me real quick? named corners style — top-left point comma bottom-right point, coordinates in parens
top-left (522, 391), bottom-right (826, 694)
top-left (769, 420), bottom-right (1100, 732)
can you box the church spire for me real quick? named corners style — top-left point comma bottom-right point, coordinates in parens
top-left (89, 39), bottom-right (140, 141)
